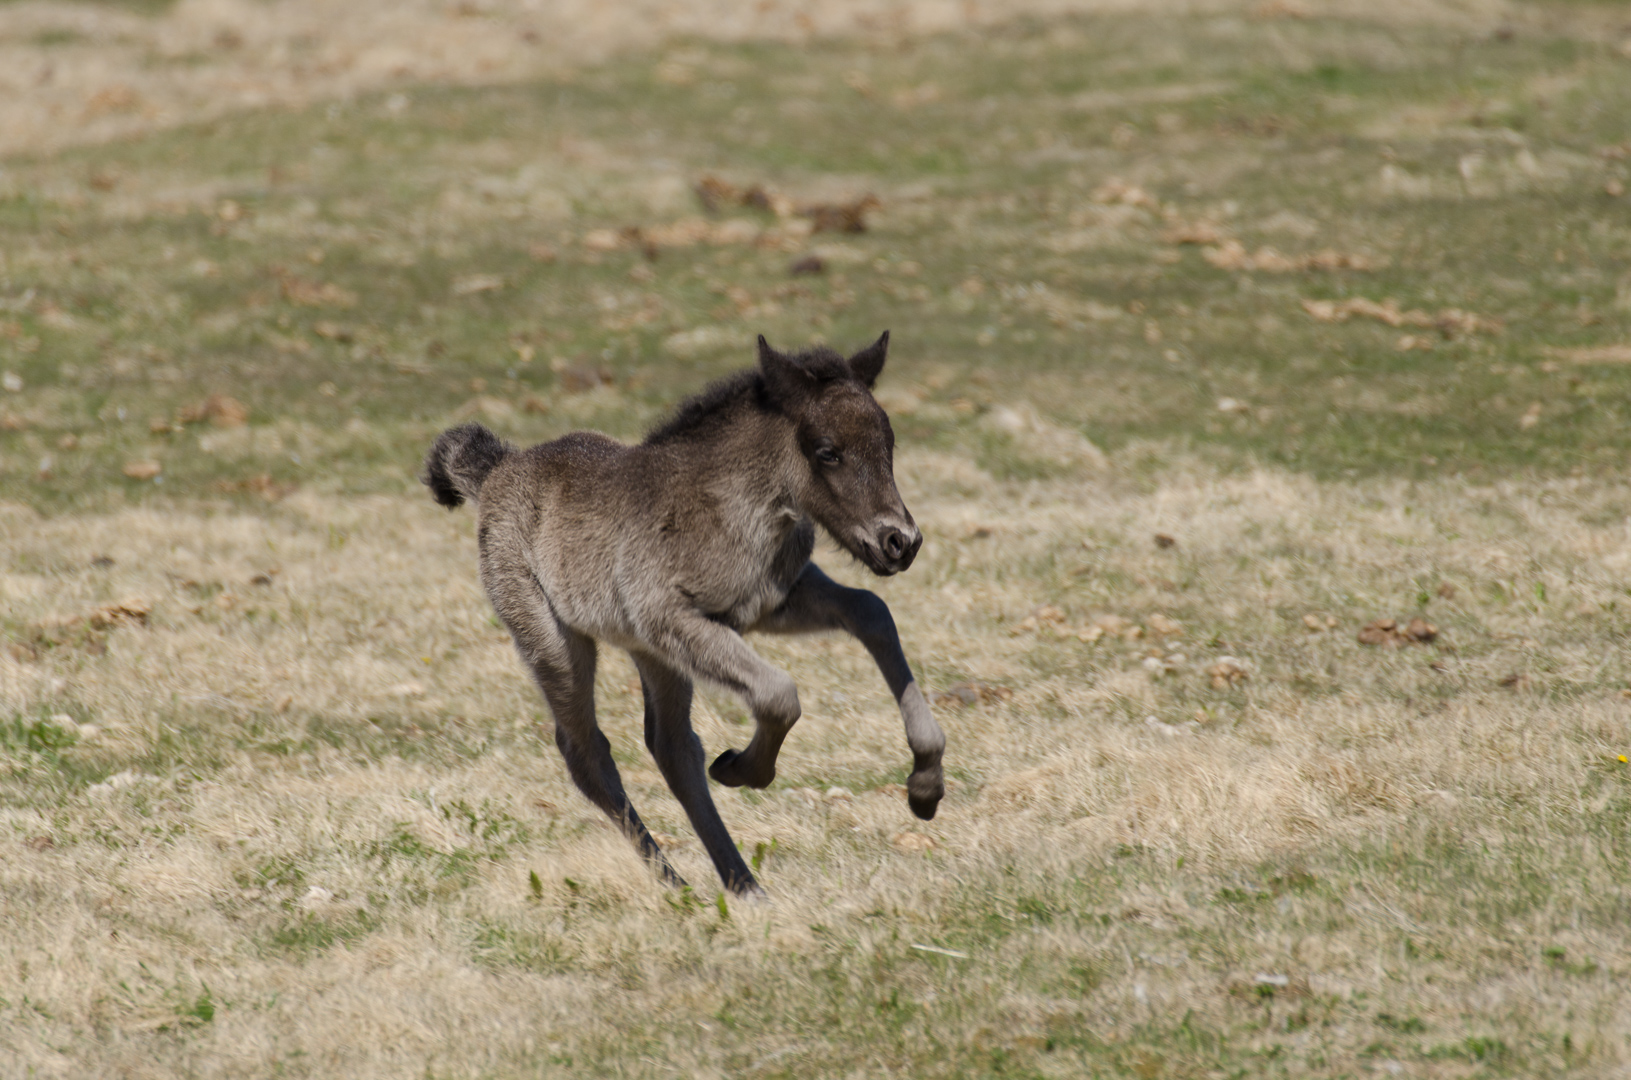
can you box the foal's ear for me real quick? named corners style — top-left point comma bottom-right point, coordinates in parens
top-left (847, 330), bottom-right (890, 389)
top-left (758, 334), bottom-right (815, 405)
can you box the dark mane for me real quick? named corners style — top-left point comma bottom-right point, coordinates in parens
top-left (642, 346), bottom-right (855, 445)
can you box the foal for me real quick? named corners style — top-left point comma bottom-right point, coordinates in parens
top-left (424, 332), bottom-right (944, 894)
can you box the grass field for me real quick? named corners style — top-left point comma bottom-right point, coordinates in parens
top-left (4, 3), bottom-right (1631, 1076)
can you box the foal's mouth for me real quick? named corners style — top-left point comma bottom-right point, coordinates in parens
top-left (849, 523), bottom-right (922, 576)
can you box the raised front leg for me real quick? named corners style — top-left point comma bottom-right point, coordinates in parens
top-left (752, 563), bottom-right (946, 820)
top-left (632, 653), bottom-right (761, 895)
top-left (638, 609), bottom-right (801, 790)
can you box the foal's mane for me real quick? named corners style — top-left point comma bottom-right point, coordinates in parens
top-left (642, 345), bottom-right (855, 445)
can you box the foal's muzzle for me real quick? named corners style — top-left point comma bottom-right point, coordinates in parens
top-left (875, 524), bottom-right (922, 574)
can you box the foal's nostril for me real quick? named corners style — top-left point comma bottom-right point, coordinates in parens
top-left (880, 527), bottom-right (908, 562)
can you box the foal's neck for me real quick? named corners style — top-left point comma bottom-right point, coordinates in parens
top-left (688, 410), bottom-right (806, 520)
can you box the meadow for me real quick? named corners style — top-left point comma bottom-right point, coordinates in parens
top-left (3, 2), bottom-right (1631, 1075)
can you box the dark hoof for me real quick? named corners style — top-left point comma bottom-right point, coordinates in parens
top-left (729, 879), bottom-right (769, 900)
top-left (709, 749), bottom-right (775, 789)
top-left (907, 770), bottom-right (943, 821)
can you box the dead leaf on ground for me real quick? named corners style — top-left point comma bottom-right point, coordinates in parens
top-left (556, 364), bottom-right (615, 393)
top-left (799, 195), bottom-right (880, 234)
top-left (1541, 345), bottom-right (1631, 365)
top-left (84, 84), bottom-right (142, 118)
top-left (790, 254), bottom-right (825, 276)
top-left (24, 835), bottom-right (55, 851)
top-left (1091, 178), bottom-right (1160, 210)
top-left (1205, 241), bottom-right (1385, 273)
top-left (275, 270), bottom-right (358, 308)
top-left (693, 175), bottom-right (809, 221)
top-left (178, 393), bottom-right (248, 428)
top-left (20, 598), bottom-right (150, 657)
top-left (1436, 583), bottom-right (1457, 599)
top-left (122, 460), bottom-right (161, 480)
top-left (695, 175), bottom-right (746, 213)
top-left (215, 473), bottom-right (296, 502)
top-left (452, 273), bottom-right (505, 296)
top-left (1160, 219), bottom-right (1225, 245)
top-left (1011, 605), bottom-right (1067, 634)
top-left (1300, 297), bottom-right (1500, 337)
top-left (1153, 532), bottom-right (1177, 549)
top-left (1147, 613), bottom-right (1184, 638)
top-left (312, 321), bottom-right (354, 342)
top-left (1077, 613), bottom-right (1144, 643)
top-left (930, 681), bottom-right (1013, 707)
top-left (1357, 617), bottom-right (1438, 647)
top-left (1498, 672), bottom-right (1532, 690)
top-left (892, 831), bottom-right (935, 853)
top-left (1207, 657), bottom-right (1249, 689)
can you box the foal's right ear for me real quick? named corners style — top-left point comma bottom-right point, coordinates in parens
top-left (847, 330), bottom-right (889, 389)
top-left (758, 334), bottom-right (815, 406)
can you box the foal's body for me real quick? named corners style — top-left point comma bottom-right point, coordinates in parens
top-left (425, 334), bottom-right (944, 894)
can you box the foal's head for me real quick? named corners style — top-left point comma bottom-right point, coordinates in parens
top-left (759, 332), bottom-right (921, 576)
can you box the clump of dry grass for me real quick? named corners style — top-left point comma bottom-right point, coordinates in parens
top-left (4, 449), bottom-right (1630, 1076)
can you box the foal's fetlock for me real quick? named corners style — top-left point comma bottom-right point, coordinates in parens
top-left (906, 765), bottom-right (944, 820)
top-left (708, 748), bottom-right (775, 789)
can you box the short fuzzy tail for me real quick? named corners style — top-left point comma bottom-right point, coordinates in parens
top-left (423, 423), bottom-right (511, 508)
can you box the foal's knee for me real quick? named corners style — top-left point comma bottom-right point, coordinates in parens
top-left (755, 670), bottom-right (801, 729)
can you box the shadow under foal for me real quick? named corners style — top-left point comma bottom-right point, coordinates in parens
top-left (423, 332), bottom-right (945, 895)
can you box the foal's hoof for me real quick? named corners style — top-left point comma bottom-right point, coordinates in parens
top-left (907, 769), bottom-right (944, 821)
top-left (709, 748), bottom-right (774, 789)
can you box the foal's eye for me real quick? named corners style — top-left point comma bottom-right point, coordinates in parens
top-left (815, 447), bottom-right (841, 467)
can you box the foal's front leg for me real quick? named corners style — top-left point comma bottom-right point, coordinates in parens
top-left (753, 563), bottom-right (946, 820)
top-left (641, 610), bottom-right (801, 790)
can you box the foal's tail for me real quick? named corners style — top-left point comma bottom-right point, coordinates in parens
top-left (423, 423), bottom-right (511, 508)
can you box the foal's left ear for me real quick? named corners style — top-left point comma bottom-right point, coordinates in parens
top-left (847, 330), bottom-right (890, 389)
top-left (759, 334), bottom-right (816, 406)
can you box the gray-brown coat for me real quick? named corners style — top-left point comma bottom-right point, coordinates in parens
top-left (423, 333), bottom-right (944, 894)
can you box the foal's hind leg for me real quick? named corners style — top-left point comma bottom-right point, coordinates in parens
top-left (504, 604), bottom-right (684, 887)
top-left (753, 563), bottom-right (946, 820)
top-left (632, 653), bottom-right (760, 895)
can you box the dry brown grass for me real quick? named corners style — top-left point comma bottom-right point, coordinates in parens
top-left (5, 447), bottom-right (1631, 1075)
top-left (6, 0), bottom-right (1631, 1073)
top-left (0, 0), bottom-right (1535, 160)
